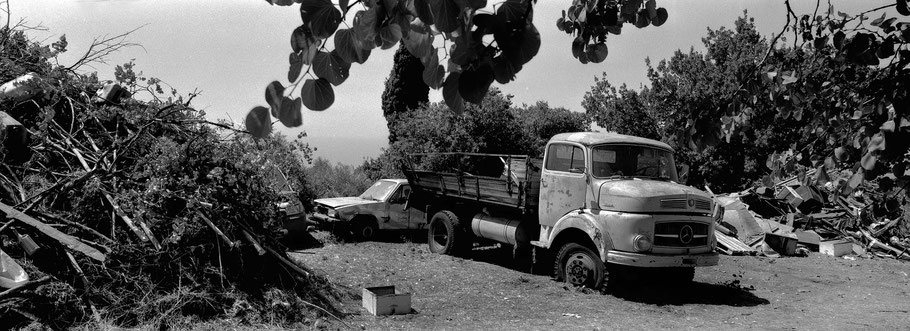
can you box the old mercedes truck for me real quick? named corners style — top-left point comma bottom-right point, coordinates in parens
top-left (402, 132), bottom-right (718, 288)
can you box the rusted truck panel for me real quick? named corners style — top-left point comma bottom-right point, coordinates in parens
top-left (404, 153), bottom-right (541, 210)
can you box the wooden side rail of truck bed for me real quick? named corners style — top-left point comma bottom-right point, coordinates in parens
top-left (402, 153), bottom-right (542, 210)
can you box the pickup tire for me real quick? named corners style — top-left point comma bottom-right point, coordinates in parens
top-left (554, 242), bottom-right (606, 289)
top-left (351, 217), bottom-right (379, 241)
top-left (428, 210), bottom-right (469, 256)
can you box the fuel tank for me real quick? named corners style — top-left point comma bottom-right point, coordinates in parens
top-left (471, 213), bottom-right (535, 245)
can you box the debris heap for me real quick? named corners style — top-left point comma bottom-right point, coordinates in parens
top-left (710, 170), bottom-right (910, 261)
top-left (1, 30), bottom-right (338, 329)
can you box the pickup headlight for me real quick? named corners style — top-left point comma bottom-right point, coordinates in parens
top-left (327, 209), bottom-right (337, 218)
top-left (633, 234), bottom-right (653, 252)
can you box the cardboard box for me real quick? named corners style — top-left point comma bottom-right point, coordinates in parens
top-left (362, 286), bottom-right (411, 316)
top-left (820, 239), bottom-right (853, 257)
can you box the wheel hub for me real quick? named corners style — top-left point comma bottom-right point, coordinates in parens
top-left (432, 222), bottom-right (448, 246)
top-left (566, 253), bottom-right (595, 285)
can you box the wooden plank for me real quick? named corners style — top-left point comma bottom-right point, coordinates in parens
top-left (0, 202), bottom-right (106, 262)
top-left (714, 230), bottom-right (755, 256)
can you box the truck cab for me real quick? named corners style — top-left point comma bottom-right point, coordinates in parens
top-left (535, 132), bottom-right (718, 287)
top-left (309, 179), bottom-right (426, 240)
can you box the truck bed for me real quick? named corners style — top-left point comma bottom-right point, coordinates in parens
top-left (403, 154), bottom-right (541, 210)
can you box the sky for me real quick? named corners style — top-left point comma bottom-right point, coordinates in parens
top-left (13, 0), bottom-right (889, 165)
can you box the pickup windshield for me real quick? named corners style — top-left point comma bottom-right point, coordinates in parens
top-left (359, 180), bottom-right (398, 201)
top-left (591, 145), bottom-right (678, 181)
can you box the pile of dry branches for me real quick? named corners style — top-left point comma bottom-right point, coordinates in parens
top-left (1, 26), bottom-right (340, 329)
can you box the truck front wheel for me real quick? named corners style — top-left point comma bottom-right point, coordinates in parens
top-left (555, 242), bottom-right (605, 289)
top-left (428, 211), bottom-right (468, 256)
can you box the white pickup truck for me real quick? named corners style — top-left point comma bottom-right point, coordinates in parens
top-left (309, 179), bottom-right (426, 240)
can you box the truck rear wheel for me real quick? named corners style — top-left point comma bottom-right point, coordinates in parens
top-left (555, 242), bottom-right (605, 289)
top-left (428, 211), bottom-right (469, 256)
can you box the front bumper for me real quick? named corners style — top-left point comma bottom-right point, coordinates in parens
top-left (309, 212), bottom-right (347, 226)
top-left (606, 250), bottom-right (719, 268)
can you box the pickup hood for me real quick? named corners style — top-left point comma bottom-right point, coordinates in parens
top-left (314, 197), bottom-right (376, 209)
top-left (596, 179), bottom-right (714, 214)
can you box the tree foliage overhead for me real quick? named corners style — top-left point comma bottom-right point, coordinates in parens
top-left (248, 0), bottom-right (671, 136)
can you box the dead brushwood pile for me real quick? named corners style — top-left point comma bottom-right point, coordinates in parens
top-left (0, 28), bottom-right (339, 329)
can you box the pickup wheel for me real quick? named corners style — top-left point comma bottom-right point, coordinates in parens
top-left (428, 210), bottom-right (469, 256)
top-left (351, 217), bottom-right (378, 241)
top-left (555, 242), bottom-right (605, 289)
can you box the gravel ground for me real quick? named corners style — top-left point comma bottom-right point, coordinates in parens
top-left (289, 231), bottom-right (910, 330)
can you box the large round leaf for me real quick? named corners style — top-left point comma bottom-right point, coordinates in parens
top-left (380, 23), bottom-right (403, 50)
top-left (493, 55), bottom-right (520, 84)
top-left (652, 7), bottom-right (668, 26)
top-left (496, 0), bottom-right (530, 24)
top-left (403, 30), bottom-right (433, 58)
top-left (442, 72), bottom-right (464, 114)
top-left (423, 64), bottom-right (445, 89)
top-left (497, 23), bottom-right (540, 66)
top-left (288, 52), bottom-right (303, 82)
top-left (291, 25), bottom-right (321, 64)
top-left (422, 51), bottom-right (445, 88)
top-left (458, 63), bottom-right (494, 104)
top-left (571, 36), bottom-right (585, 59)
top-left (265, 81), bottom-right (285, 116)
top-left (245, 106), bottom-right (272, 138)
top-left (353, 9), bottom-right (380, 49)
top-left (335, 29), bottom-right (371, 64)
top-left (586, 42), bottom-right (608, 63)
top-left (313, 51), bottom-right (351, 86)
top-left (301, 0), bottom-right (342, 38)
top-left (430, 0), bottom-right (462, 33)
top-left (411, 0), bottom-right (434, 25)
top-left (301, 78), bottom-right (334, 111)
top-left (278, 96), bottom-right (303, 127)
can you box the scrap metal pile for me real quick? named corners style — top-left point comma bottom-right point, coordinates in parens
top-left (710, 170), bottom-right (910, 261)
top-left (0, 35), bottom-right (338, 329)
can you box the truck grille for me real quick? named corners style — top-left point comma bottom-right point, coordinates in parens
top-left (694, 199), bottom-right (711, 210)
top-left (654, 222), bottom-right (709, 247)
top-left (659, 198), bottom-right (712, 211)
top-left (659, 199), bottom-right (687, 209)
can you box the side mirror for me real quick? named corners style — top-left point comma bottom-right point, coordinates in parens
top-left (678, 164), bottom-right (690, 184)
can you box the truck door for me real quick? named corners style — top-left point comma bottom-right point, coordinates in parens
top-left (539, 143), bottom-right (588, 227)
top-left (388, 184), bottom-right (412, 230)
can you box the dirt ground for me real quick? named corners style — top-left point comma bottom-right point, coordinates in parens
top-left (289, 230), bottom-right (910, 330)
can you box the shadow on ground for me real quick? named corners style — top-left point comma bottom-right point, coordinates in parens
top-left (606, 280), bottom-right (770, 307)
top-left (465, 244), bottom-right (770, 307)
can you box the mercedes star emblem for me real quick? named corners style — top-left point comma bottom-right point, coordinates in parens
top-left (679, 225), bottom-right (694, 244)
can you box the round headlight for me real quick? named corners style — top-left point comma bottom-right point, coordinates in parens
top-left (327, 209), bottom-right (337, 217)
top-left (633, 235), bottom-right (652, 252)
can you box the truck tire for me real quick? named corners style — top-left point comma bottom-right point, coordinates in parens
top-left (554, 242), bottom-right (606, 289)
top-left (351, 217), bottom-right (378, 241)
top-left (428, 210), bottom-right (469, 256)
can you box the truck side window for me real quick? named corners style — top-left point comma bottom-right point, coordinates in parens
top-left (545, 144), bottom-right (585, 172)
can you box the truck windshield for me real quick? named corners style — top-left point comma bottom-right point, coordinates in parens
top-left (591, 145), bottom-right (678, 181)
top-left (359, 180), bottom-right (398, 201)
